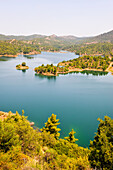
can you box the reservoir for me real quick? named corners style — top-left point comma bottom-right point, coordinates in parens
top-left (0, 51), bottom-right (113, 147)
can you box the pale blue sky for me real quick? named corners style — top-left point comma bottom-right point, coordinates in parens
top-left (0, 0), bottom-right (113, 37)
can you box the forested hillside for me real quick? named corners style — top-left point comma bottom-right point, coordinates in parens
top-left (0, 40), bottom-right (41, 56)
top-left (62, 43), bottom-right (113, 56)
top-left (0, 30), bottom-right (113, 56)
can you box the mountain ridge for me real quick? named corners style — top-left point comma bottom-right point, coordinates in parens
top-left (0, 30), bottom-right (113, 43)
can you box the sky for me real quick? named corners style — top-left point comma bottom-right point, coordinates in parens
top-left (0, 0), bottom-right (113, 37)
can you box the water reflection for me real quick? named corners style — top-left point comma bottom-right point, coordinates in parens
top-left (35, 73), bottom-right (56, 80)
top-left (35, 70), bottom-right (108, 79)
top-left (0, 58), bottom-right (8, 61)
top-left (23, 55), bottom-right (34, 59)
top-left (68, 70), bottom-right (108, 76)
top-left (80, 70), bottom-right (108, 76)
top-left (0, 57), bottom-right (9, 61)
top-left (22, 70), bottom-right (26, 73)
top-left (59, 70), bottom-right (108, 76)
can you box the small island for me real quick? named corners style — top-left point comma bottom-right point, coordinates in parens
top-left (34, 55), bottom-right (113, 76)
top-left (16, 62), bottom-right (29, 70)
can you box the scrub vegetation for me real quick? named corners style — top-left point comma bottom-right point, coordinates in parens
top-left (0, 111), bottom-right (112, 170)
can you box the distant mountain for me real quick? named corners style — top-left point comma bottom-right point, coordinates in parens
top-left (57, 30), bottom-right (113, 43)
top-left (0, 30), bottom-right (113, 43)
top-left (0, 34), bottom-right (46, 40)
top-left (93, 30), bottom-right (113, 42)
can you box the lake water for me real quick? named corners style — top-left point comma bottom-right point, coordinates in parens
top-left (0, 51), bottom-right (113, 147)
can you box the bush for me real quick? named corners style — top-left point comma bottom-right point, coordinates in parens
top-left (16, 64), bottom-right (20, 67)
top-left (22, 62), bottom-right (26, 66)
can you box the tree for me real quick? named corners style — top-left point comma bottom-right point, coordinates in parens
top-left (0, 120), bottom-right (20, 152)
top-left (65, 129), bottom-right (78, 143)
top-left (42, 114), bottom-right (61, 139)
top-left (54, 67), bottom-right (57, 75)
top-left (22, 62), bottom-right (26, 66)
top-left (5, 110), bottom-right (40, 156)
top-left (89, 116), bottom-right (113, 170)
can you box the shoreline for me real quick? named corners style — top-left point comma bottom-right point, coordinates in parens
top-left (45, 50), bottom-right (68, 53)
top-left (23, 51), bottom-right (41, 55)
top-left (16, 65), bottom-right (29, 70)
top-left (35, 67), bottom-right (108, 77)
top-left (0, 51), bottom-right (41, 58)
top-left (106, 62), bottom-right (113, 73)
top-left (38, 72), bottom-right (57, 76)
top-left (0, 54), bottom-right (18, 58)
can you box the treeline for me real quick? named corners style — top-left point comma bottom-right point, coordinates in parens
top-left (0, 39), bottom-right (113, 57)
top-left (62, 42), bottom-right (113, 56)
top-left (0, 40), bottom-right (41, 56)
top-left (59, 55), bottom-right (111, 71)
top-left (34, 64), bottom-right (69, 76)
top-left (0, 111), bottom-right (112, 169)
top-left (0, 38), bottom-right (113, 57)
top-left (35, 64), bottom-right (57, 75)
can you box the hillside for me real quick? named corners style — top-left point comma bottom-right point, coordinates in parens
top-left (0, 30), bottom-right (113, 57)
top-left (0, 34), bottom-right (46, 41)
top-left (94, 30), bottom-right (113, 42)
top-left (0, 30), bottom-right (113, 43)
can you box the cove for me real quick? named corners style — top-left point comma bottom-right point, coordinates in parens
top-left (0, 51), bottom-right (113, 147)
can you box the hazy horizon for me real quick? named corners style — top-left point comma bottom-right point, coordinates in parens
top-left (0, 0), bottom-right (113, 37)
top-left (0, 29), bottom-right (112, 38)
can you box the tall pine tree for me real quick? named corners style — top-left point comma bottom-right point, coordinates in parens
top-left (42, 114), bottom-right (61, 139)
top-left (89, 116), bottom-right (113, 170)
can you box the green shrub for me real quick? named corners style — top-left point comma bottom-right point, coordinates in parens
top-left (22, 62), bottom-right (26, 66)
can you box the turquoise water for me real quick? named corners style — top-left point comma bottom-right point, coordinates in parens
top-left (0, 51), bottom-right (113, 147)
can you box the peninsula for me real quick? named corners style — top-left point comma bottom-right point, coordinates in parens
top-left (34, 55), bottom-right (113, 76)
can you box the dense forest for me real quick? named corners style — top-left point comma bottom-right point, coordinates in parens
top-left (0, 40), bottom-right (41, 56)
top-left (34, 64), bottom-right (69, 76)
top-left (59, 55), bottom-right (111, 71)
top-left (0, 41), bottom-right (113, 57)
top-left (0, 111), bottom-right (112, 170)
top-left (62, 43), bottom-right (113, 56)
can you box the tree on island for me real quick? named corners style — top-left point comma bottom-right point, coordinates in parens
top-left (65, 129), bottom-right (78, 143)
top-left (42, 114), bottom-right (61, 139)
top-left (22, 62), bottom-right (26, 66)
top-left (89, 116), bottom-right (113, 170)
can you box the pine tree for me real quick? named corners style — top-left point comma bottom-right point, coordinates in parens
top-left (65, 129), bottom-right (78, 143)
top-left (0, 120), bottom-right (20, 152)
top-left (42, 114), bottom-right (61, 139)
top-left (89, 116), bottom-right (113, 170)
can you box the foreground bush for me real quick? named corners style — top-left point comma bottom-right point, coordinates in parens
top-left (0, 111), bottom-right (112, 169)
top-left (89, 116), bottom-right (113, 170)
